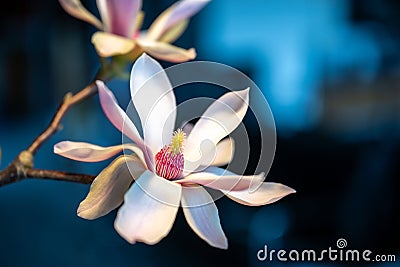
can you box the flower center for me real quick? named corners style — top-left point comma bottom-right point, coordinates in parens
top-left (155, 129), bottom-right (185, 180)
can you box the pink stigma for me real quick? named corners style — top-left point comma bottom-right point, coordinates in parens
top-left (155, 146), bottom-right (184, 180)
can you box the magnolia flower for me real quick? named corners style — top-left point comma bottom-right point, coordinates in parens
top-left (54, 54), bottom-right (295, 249)
top-left (59, 0), bottom-right (209, 62)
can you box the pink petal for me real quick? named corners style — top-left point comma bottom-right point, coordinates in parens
top-left (97, 81), bottom-right (142, 146)
top-left (114, 170), bottom-right (182, 244)
top-left (96, 0), bottom-right (141, 37)
top-left (158, 19), bottom-right (189, 43)
top-left (130, 54), bottom-right (177, 155)
top-left (91, 31), bottom-right (135, 57)
top-left (54, 140), bottom-right (147, 166)
top-left (54, 141), bottom-right (122, 162)
top-left (223, 183), bottom-right (296, 206)
top-left (181, 186), bottom-right (228, 249)
top-left (77, 155), bottom-right (146, 220)
top-left (177, 167), bottom-right (264, 192)
top-left (137, 39), bottom-right (196, 63)
top-left (184, 88), bottom-right (250, 172)
top-left (59, 0), bottom-right (102, 29)
top-left (147, 0), bottom-right (210, 41)
top-left (97, 81), bottom-right (154, 170)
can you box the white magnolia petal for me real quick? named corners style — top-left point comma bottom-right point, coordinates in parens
top-left (176, 167), bottom-right (264, 192)
top-left (201, 137), bottom-right (234, 167)
top-left (184, 88), bottom-right (249, 172)
top-left (114, 171), bottom-right (182, 244)
top-left (130, 53), bottom-right (176, 155)
top-left (96, 0), bottom-right (110, 31)
top-left (97, 81), bottom-right (155, 170)
top-left (96, 0), bottom-right (141, 37)
top-left (59, 0), bottom-right (102, 29)
top-left (147, 0), bottom-right (210, 41)
top-left (181, 122), bottom-right (194, 136)
top-left (123, 143), bottom-right (147, 167)
top-left (77, 155), bottom-right (146, 220)
top-left (54, 141), bottom-right (146, 165)
top-left (97, 80), bottom-right (143, 146)
top-left (91, 32), bottom-right (135, 57)
top-left (137, 39), bottom-right (196, 63)
top-left (223, 182), bottom-right (296, 206)
top-left (181, 186), bottom-right (228, 249)
top-left (212, 138), bottom-right (235, 166)
top-left (54, 141), bottom-right (123, 162)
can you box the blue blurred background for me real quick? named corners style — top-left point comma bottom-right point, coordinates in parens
top-left (0, 0), bottom-right (399, 266)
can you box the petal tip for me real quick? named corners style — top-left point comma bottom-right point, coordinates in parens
top-left (139, 52), bottom-right (151, 61)
top-left (188, 48), bottom-right (196, 59)
top-left (139, 52), bottom-right (158, 64)
top-left (77, 200), bottom-right (98, 220)
top-left (114, 221), bottom-right (141, 245)
top-left (233, 87), bottom-right (250, 102)
top-left (76, 209), bottom-right (84, 218)
top-left (120, 234), bottom-right (138, 245)
top-left (76, 194), bottom-right (106, 221)
top-left (209, 233), bottom-right (228, 249)
top-left (53, 142), bottom-right (64, 154)
top-left (53, 141), bottom-right (75, 156)
top-left (280, 185), bottom-right (297, 197)
top-left (281, 183), bottom-right (296, 195)
top-left (240, 87), bottom-right (250, 96)
top-left (95, 80), bottom-right (105, 87)
top-left (96, 80), bottom-right (107, 95)
top-left (77, 207), bottom-right (94, 220)
top-left (135, 52), bottom-right (162, 72)
top-left (219, 238), bottom-right (228, 250)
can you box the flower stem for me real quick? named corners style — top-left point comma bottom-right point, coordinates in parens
top-left (26, 169), bottom-right (95, 184)
top-left (27, 80), bottom-right (99, 155)
top-left (0, 163), bottom-right (96, 187)
top-left (0, 59), bottom-right (121, 187)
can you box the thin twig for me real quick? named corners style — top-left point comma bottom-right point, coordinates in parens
top-left (27, 78), bottom-right (100, 154)
top-left (26, 169), bottom-right (95, 184)
top-left (0, 164), bottom-right (95, 186)
top-left (0, 164), bottom-right (19, 187)
top-left (0, 64), bottom-right (118, 187)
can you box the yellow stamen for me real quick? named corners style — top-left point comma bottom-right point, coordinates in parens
top-left (169, 129), bottom-right (185, 154)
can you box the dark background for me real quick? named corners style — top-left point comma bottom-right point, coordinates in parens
top-left (0, 0), bottom-right (399, 266)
